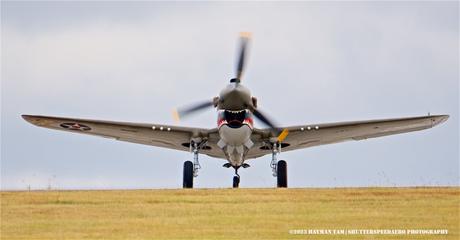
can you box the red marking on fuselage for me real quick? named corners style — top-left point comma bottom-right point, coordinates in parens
top-left (243, 117), bottom-right (253, 128)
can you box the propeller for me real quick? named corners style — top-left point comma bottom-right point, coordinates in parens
top-left (252, 109), bottom-right (275, 129)
top-left (234, 32), bottom-right (251, 81)
top-left (173, 33), bottom-right (252, 121)
top-left (172, 32), bottom-right (289, 142)
top-left (252, 108), bottom-right (289, 142)
top-left (173, 98), bottom-right (217, 123)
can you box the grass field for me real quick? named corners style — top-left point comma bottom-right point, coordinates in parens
top-left (1, 187), bottom-right (459, 239)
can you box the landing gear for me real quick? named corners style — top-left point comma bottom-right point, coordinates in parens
top-left (183, 161), bottom-right (194, 188)
top-left (277, 160), bottom-right (287, 188)
top-left (224, 163), bottom-right (248, 188)
top-left (233, 167), bottom-right (240, 188)
top-left (271, 142), bottom-right (288, 188)
top-left (182, 140), bottom-right (205, 189)
top-left (233, 175), bottom-right (240, 188)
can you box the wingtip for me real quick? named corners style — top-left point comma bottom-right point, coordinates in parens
top-left (21, 114), bottom-right (46, 126)
top-left (21, 114), bottom-right (33, 121)
top-left (439, 114), bottom-right (449, 123)
top-left (432, 114), bottom-right (449, 127)
top-left (21, 114), bottom-right (41, 127)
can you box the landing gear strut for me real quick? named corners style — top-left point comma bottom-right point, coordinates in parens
top-left (183, 140), bottom-right (204, 189)
top-left (271, 142), bottom-right (288, 188)
top-left (224, 163), bottom-right (247, 188)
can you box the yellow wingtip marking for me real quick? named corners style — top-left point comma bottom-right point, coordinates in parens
top-left (172, 108), bottom-right (180, 124)
top-left (277, 128), bottom-right (289, 142)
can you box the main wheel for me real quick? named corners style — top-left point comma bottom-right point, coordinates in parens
top-left (183, 161), bottom-right (194, 188)
top-left (277, 160), bottom-right (287, 188)
top-left (233, 176), bottom-right (240, 188)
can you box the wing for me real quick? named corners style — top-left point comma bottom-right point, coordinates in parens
top-left (22, 115), bottom-right (225, 159)
top-left (246, 115), bottom-right (449, 159)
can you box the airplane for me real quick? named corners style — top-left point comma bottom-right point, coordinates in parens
top-left (22, 33), bottom-right (449, 188)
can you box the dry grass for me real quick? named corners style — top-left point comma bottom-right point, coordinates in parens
top-left (1, 187), bottom-right (459, 239)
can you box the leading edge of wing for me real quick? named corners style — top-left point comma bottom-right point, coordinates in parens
top-left (21, 114), bottom-right (214, 134)
top-left (279, 114), bottom-right (450, 132)
top-left (253, 115), bottom-right (448, 134)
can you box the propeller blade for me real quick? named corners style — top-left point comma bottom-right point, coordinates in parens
top-left (253, 109), bottom-right (289, 142)
top-left (235, 32), bottom-right (251, 80)
top-left (173, 100), bottom-right (214, 122)
top-left (252, 109), bottom-right (277, 129)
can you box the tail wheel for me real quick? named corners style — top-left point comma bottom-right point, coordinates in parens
top-left (233, 176), bottom-right (240, 188)
top-left (277, 160), bottom-right (287, 188)
top-left (183, 161), bottom-right (194, 188)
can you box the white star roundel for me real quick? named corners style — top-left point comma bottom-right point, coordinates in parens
top-left (59, 122), bottom-right (91, 131)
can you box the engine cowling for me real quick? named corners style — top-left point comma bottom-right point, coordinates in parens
top-left (217, 83), bottom-right (253, 110)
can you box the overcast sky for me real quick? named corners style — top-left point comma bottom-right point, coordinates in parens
top-left (1, 1), bottom-right (458, 190)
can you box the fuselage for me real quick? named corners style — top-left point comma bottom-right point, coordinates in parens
top-left (216, 82), bottom-right (255, 167)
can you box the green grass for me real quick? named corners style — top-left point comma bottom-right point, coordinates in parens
top-left (1, 188), bottom-right (459, 239)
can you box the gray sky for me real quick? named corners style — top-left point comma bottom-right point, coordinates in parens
top-left (1, 1), bottom-right (458, 189)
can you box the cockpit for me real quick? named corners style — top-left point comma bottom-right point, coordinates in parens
top-left (217, 109), bottom-right (253, 128)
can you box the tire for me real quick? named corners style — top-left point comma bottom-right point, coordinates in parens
top-left (277, 160), bottom-right (287, 188)
top-left (233, 176), bottom-right (240, 188)
top-left (183, 161), bottom-right (194, 188)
